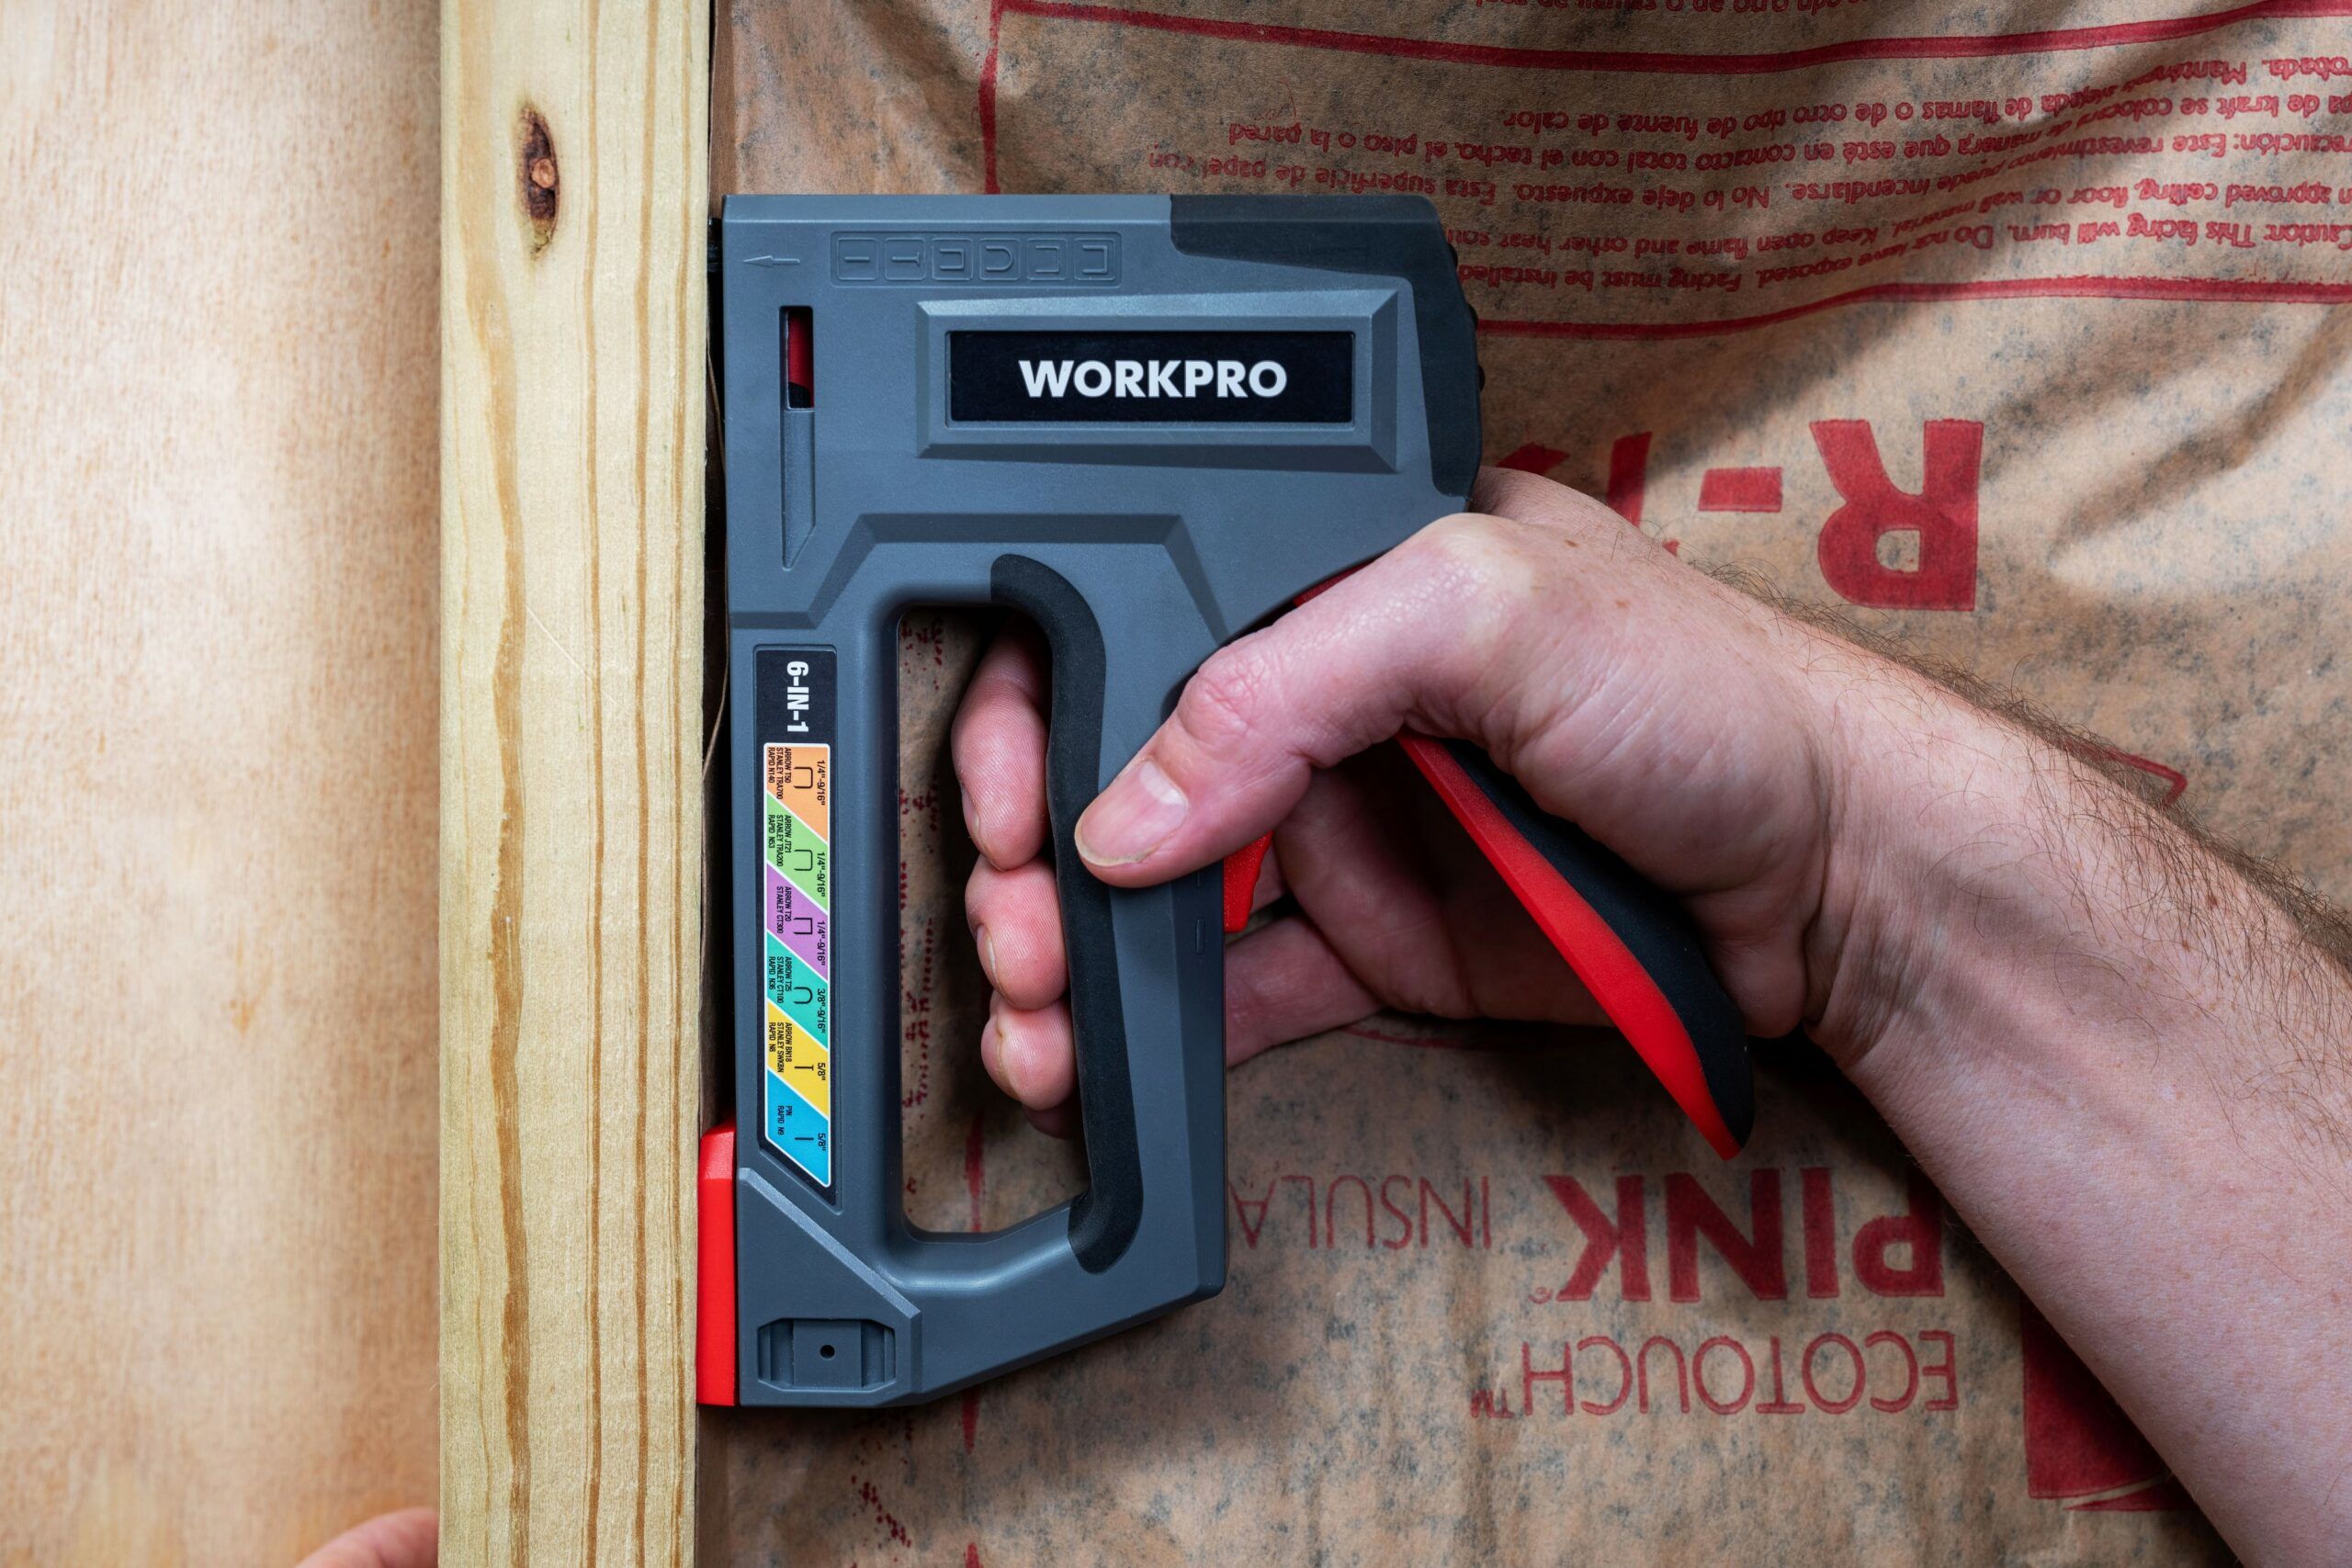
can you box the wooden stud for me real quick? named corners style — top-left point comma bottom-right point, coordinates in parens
top-left (440, 1), bottom-right (709, 1562)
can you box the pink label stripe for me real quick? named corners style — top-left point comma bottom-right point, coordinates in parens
top-left (764, 864), bottom-right (830, 979)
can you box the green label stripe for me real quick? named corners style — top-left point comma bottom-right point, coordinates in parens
top-left (763, 931), bottom-right (831, 1043)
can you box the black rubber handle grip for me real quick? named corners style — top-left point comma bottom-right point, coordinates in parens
top-left (1402, 735), bottom-right (1755, 1156)
top-left (989, 555), bottom-right (1145, 1270)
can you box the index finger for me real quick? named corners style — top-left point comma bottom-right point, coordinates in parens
top-left (1071, 485), bottom-right (1655, 884)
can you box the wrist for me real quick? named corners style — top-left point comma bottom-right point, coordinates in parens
top-left (1795, 652), bottom-right (2104, 1074)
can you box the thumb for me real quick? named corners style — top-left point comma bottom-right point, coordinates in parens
top-left (1073, 491), bottom-right (1653, 885)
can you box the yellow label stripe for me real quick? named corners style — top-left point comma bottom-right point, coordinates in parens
top-left (764, 1000), bottom-right (831, 1117)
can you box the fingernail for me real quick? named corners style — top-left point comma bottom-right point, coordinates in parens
top-left (980, 1004), bottom-right (1005, 1085)
top-left (989, 998), bottom-right (1030, 1101)
top-left (1075, 756), bottom-right (1187, 866)
top-left (961, 788), bottom-right (987, 855)
top-left (976, 924), bottom-right (1001, 988)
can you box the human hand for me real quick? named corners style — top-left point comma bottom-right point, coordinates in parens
top-left (952, 466), bottom-right (1874, 1130)
top-left (950, 461), bottom-right (2352, 1562)
top-left (296, 1508), bottom-right (437, 1568)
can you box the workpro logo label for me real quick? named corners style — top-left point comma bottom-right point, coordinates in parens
top-left (949, 331), bottom-right (1352, 423)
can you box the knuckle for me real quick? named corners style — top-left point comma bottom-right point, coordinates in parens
top-left (1408, 513), bottom-right (1546, 617)
top-left (1175, 644), bottom-right (1274, 755)
top-left (1385, 514), bottom-right (1566, 721)
top-left (1411, 511), bottom-right (1513, 581)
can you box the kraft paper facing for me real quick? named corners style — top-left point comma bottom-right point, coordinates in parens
top-left (705, 5), bottom-right (2352, 1560)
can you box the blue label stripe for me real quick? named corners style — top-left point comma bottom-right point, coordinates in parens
top-left (765, 1067), bottom-right (831, 1187)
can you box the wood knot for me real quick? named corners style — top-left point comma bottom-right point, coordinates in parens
top-left (517, 107), bottom-right (558, 253)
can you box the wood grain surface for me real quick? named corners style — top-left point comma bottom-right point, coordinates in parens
top-left (0, 4), bottom-right (440, 1564)
top-left (439, 0), bottom-right (709, 1563)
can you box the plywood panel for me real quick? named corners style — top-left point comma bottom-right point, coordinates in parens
top-left (0, 4), bottom-right (440, 1562)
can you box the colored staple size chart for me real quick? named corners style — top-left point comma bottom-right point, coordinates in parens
top-left (763, 742), bottom-right (832, 1188)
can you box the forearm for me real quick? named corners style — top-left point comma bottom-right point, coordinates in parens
top-left (967, 470), bottom-right (2350, 1551)
top-left (1809, 653), bottom-right (2352, 1562)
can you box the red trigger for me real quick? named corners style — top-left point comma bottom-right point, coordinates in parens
top-left (1222, 834), bottom-right (1273, 933)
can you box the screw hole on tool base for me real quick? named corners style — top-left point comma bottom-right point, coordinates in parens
top-left (756, 1316), bottom-right (896, 1392)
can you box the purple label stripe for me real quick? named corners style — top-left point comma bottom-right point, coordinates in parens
top-left (764, 864), bottom-right (830, 979)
